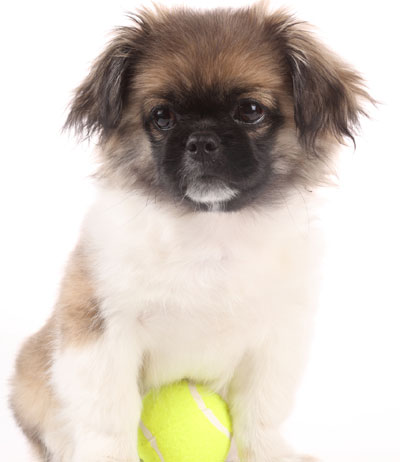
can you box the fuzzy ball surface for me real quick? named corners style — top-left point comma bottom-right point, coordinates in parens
top-left (138, 380), bottom-right (232, 462)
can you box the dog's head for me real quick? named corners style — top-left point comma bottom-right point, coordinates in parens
top-left (66, 4), bottom-right (371, 211)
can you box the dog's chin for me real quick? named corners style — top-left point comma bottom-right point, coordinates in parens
top-left (184, 177), bottom-right (238, 207)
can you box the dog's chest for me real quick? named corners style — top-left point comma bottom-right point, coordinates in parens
top-left (130, 228), bottom-right (310, 390)
top-left (131, 237), bottom-right (274, 390)
top-left (91, 203), bottom-right (305, 317)
top-left (86, 190), bottom-right (320, 388)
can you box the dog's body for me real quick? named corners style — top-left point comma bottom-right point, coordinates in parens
top-left (10, 3), bottom-right (370, 462)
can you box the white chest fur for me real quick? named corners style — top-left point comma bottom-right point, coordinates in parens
top-left (82, 186), bottom-right (324, 392)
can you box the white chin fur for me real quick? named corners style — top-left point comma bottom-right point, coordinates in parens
top-left (185, 181), bottom-right (238, 204)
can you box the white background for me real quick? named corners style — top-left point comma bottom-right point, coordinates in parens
top-left (1, 0), bottom-right (399, 461)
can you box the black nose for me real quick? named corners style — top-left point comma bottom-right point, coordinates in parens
top-left (185, 132), bottom-right (220, 157)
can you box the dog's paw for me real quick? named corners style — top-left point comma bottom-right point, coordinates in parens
top-left (72, 443), bottom-right (139, 462)
top-left (273, 456), bottom-right (319, 462)
top-left (226, 455), bottom-right (319, 462)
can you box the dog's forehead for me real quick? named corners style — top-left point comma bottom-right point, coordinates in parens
top-left (135, 47), bottom-right (284, 108)
top-left (133, 11), bottom-right (285, 105)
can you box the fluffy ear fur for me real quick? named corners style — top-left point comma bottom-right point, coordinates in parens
top-left (267, 12), bottom-right (373, 149)
top-left (64, 19), bottom-right (148, 141)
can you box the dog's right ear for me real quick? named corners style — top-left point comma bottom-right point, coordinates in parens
top-left (64, 18), bottom-right (149, 141)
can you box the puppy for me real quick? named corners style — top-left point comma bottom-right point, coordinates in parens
top-left (10, 3), bottom-right (371, 461)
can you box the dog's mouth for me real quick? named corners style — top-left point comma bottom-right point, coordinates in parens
top-left (184, 176), bottom-right (238, 204)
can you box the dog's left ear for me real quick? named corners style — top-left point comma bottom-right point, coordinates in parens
top-left (267, 12), bottom-right (373, 149)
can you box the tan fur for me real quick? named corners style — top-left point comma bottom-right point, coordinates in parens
top-left (10, 316), bottom-right (56, 459)
top-left (10, 244), bottom-right (103, 458)
top-left (55, 244), bottom-right (104, 348)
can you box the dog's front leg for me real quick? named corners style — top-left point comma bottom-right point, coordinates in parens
top-left (228, 323), bottom-right (316, 462)
top-left (52, 324), bottom-right (142, 462)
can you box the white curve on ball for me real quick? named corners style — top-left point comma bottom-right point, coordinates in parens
top-left (188, 383), bottom-right (232, 440)
top-left (139, 420), bottom-right (165, 461)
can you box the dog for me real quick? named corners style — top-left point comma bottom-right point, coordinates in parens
top-left (10, 2), bottom-right (371, 461)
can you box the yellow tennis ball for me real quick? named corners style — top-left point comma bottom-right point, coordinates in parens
top-left (138, 379), bottom-right (232, 462)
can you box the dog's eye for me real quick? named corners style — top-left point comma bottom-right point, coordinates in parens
top-left (234, 100), bottom-right (265, 124)
top-left (152, 106), bottom-right (176, 130)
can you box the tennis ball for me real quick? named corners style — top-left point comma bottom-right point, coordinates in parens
top-left (138, 379), bottom-right (232, 462)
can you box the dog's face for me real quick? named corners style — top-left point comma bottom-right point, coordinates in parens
top-left (143, 86), bottom-right (284, 210)
top-left (66, 5), bottom-right (370, 211)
